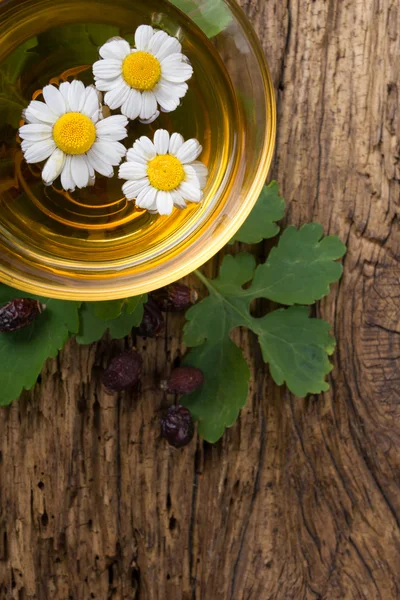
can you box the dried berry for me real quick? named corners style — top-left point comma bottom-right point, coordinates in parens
top-left (136, 298), bottom-right (164, 338)
top-left (102, 349), bottom-right (143, 394)
top-left (0, 298), bottom-right (45, 332)
top-left (160, 405), bottom-right (195, 448)
top-left (163, 367), bottom-right (204, 394)
top-left (150, 283), bottom-right (198, 312)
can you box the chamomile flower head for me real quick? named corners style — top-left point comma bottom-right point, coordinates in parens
top-left (119, 129), bottom-right (208, 216)
top-left (93, 26), bottom-right (193, 123)
top-left (19, 82), bottom-right (128, 191)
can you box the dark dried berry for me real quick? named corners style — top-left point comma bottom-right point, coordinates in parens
top-left (164, 367), bottom-right (204, 394)
top-left (160, 405), bottom-right (195, 448)
top-left (0, 298), bottom-right (45, 332)
top-left (102, 349), bottom-right (143, 394)
top-left (136, 298), bottom-right (164, 338)
top-left (150, 283), bottom-right (199, 313)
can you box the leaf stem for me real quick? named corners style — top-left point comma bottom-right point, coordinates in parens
top-left (193, 269), bottom-right (211, 290)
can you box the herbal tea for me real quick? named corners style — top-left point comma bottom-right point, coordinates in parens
top-left (0, 0), bottom-right (242, 274)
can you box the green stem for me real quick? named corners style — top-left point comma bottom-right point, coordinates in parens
top-left (193, 269), bottom-right (212, 291)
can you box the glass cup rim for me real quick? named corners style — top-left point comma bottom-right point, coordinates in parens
top-left (0, 0), bottom-right (276, 300)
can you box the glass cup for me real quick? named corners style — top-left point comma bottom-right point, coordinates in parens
top-left (0, 0), bottom-right (276, 300)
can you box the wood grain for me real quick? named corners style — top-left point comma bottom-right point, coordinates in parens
top-left (1, 0), bottom-right (400, 598)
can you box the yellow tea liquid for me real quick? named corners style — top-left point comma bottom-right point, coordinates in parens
top-left (0, 0), bottom-right (242, 272)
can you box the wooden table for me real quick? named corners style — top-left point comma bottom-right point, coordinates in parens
top-left (1, 1), bottom-right (399, 598)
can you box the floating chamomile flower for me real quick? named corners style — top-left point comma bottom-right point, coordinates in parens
top-left (93, 26), bottom-right (193, 123)
top-left (119, 129), bottom-right (208, 216)
top-left (19, 82), bottom-right (128, 191)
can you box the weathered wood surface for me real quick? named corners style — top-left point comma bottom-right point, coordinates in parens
top-left (1, 0), bottom-right (400, 598)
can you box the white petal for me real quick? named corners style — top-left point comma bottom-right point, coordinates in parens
top-left (126, 148), bottom-right (147, 164)
top-left (42, 85), bottom-right (66, 117)
top-left (86, 159), bottom-right (95, 178)
top-left (24, 101), bottom-right (58, 125)
top-left (148, 30), bottom-right (170, 55)
top-left (139, 110), bottom-right (160, 124)
top-left (96, 127), bottom-right (127, 141)
top-left (191, 161), bottom-right (209, 178)
top-left (161, 68), bottom-right (192, 86)
top-left (19, 123), bottom-right (53, 142)
top-left (67, 80), bottom-right (86, 113)
top-left (140, 91), bottom-right (157, 120)
top-left (94, 77), bottom-right (122, 92)
top-left (153, 129), bottom-right (170, 155)
top-left (121, 88), bottom-right (142, 121)
top-left (156, 191), bottom-right (174, 215)
top-left (99, 38), bottom-right (131, 60)
top-left (58, 81), bottom-right (70, 97)
top-left (171, 190), bottom-right (187, 209)
top-left (121, 178), bottom-right (149, 199)
top-left (162, 80), bottom-right (188, 100)
top-left (82, 87), bottom-right (101, 122)
top-left (42, 148), bottom-right (66, 185)
top-left (183, 165), bottom-right (200, 186)
top-left (21, 140), bottom-right (35, 152)
top-left (176, 139), bottom-right (202, 164)
top-left (22, 111), bottom-right (40, 125)
top-left (96, 114), bottom-right (128, 131)
top-left (58, 82), bottom-right (72, 111)
top-left (178, 181), bottom-right (203, 202)
top-left (93, 58), bottom-right (122, 79)
top-left (70, 155), bottom-right (90, 189)
top-left (169, 133), bottom-right (185, 155)
top-left (60, 156), bottom-right (75, 191)
top-left (86, 148), bottom-right (114, 178)
top-left (153, 81), bottom-right (183, 112)
top-left (133, 136), bottom-right (156, 159)
top-left (113, 141), bottom-right (128, 160)
top-left (136, 185), bottom-right (157, 209)
top-left (104, 82), bottom-right (131, 110)
top-left (184, 163), bottom-right (208, 189)
top-left (160, 52), bottom-right (187, 66)
top-left (119, 161), bottom-right (147, 180)
top-left (91, 140), bottom-right (126, 166)
top-left (24, 139), bottom-right (56, 163)
top-left (135, 25), bottom-right (154, 51)
top-left (161, 55), bottom-right (193, 83)
top-left (95, 115), bottom-right (128, 141)
top-left (155, 37), bottom-right (182, 61)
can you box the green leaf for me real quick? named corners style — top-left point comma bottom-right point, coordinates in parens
top-left (85, 24), bottom-right (120, 47)
top-left (2, 37), bottom-right (38, 84)
top-left (0, 286), bottom-right (80, 406)
top-left (0, 94), bottom-right (25, 128)
top-left (256, 306), bottom-right (336, 397)
top-left (169, 0), bottom-right (232, 38)
top-left (75, 304), bottom-right (110, 345)
top-left (230, 182), bottom-right (285, 244)
top-left (0, 36), bottom-right (39, 127)
top-left (125, 295), bottom-right (146, 314)
top-left (92, 300), bottom-right (125, 321)
top-left (36, 25), bottom-right (102, 65)
top-left (249, 223), bottom-right (347, 305)
top-left (184, 233), bottom-right (344, 441)
top-left (184, 254), bottom-right (257, 349)
top-left (76, 296), bottom-right (147, 345)
top-left (183, 340), bottom-right (250, 443)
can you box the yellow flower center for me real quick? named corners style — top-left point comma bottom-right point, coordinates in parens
top-left (53, 112), bottom-right (96, 155)
top-left (147, 155), bottom-right (185, 191)
top-left (122, 51), bottom-right (162, 91)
